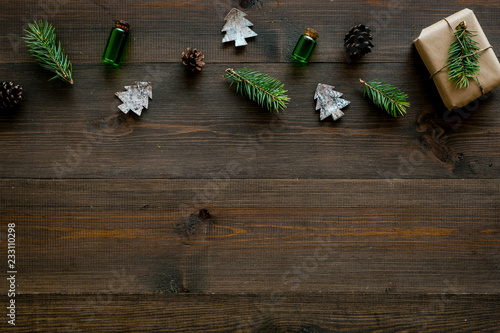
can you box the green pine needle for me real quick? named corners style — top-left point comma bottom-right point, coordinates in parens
top-left (447, 22), bottom-right (480, 89)
top-left (224, 68), bottom-right (290, 112)
top-left (360, 79), bottom-right (409, 117)
top-left (23, 21), bottom-right (74, 84)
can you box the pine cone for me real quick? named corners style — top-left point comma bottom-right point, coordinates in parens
top-left (344, 24), bottom-right (374, 60)
top-left (0, 81), bottom-right (23, 110)
top-left (182, 48), bottom-right (205, 72)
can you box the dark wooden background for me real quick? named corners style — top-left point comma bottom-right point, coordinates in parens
top-left (1, 0), bottom-right (499, 331)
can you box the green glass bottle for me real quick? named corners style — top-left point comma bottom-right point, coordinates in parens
top-left (102, 20), bottom-right (130, 66)
top-left (292, 28), bottom-right (319, 63)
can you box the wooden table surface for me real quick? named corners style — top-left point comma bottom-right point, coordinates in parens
top-left (1, 0), bottom-right (499, 331)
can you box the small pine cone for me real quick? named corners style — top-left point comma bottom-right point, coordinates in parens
top-left (344, 24), bottom-right (374, 60)
top-left (182, 48), bottom-right (205, 72)
top-left (0, 81), bottom-right (23, 110)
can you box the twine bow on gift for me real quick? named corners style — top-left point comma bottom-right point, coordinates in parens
top-left (430, 19), bottom-right (493, 94)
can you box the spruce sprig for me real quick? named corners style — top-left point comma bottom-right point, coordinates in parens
top-left (224, 68), bottom-right (290, 112)
top-left (23, 21), bottom-right (73, 84)
top-left (360, 79), bottom-right (409, 117)
top-left (447, 21), bottom-right (480, 89)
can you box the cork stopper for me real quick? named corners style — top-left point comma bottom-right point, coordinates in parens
top-left (304, 28), bottom-right (319, 40)
top-left (115, 20), bottom-right (130, 32)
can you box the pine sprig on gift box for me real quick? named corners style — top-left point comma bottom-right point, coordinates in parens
top-left (224, 68), bottom-right (290, 112)
top-left (360, 79), bottom-right (409, 117)
top-left (447, 21), bottom-right (480, 89)
top-left (23, 21), bottom-right (73, 84)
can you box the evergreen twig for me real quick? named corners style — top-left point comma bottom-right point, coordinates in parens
top-left (23, 21), bottom-right (73, 84)
top-left (447, 21), bottom-right (480, 89)
top-left (224, 68), bottom-right (289, 112)
top-left (360, 79), bottom-right (409, 117)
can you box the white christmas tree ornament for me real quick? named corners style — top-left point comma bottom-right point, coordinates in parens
top-left (222, 8), bottom-right (257, 47)
top-left (115, 82), bottom-right (153, 116)
top-left (314, 83), bottom-right (350, 121)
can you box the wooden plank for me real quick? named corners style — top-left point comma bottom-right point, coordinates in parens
top-left (1, 0), bottom-right (499, 332)
top-left (7, 293), bottom-right (500, 332)
top-left (1, 179), bottom-right (498, 294)
top-left (0, 63), bottom-right (498, 179)
top-left (1, 0), bottom-right (500, 64)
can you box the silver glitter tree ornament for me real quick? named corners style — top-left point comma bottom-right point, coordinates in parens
top-left (222, 8), bottom-right (257, 47)
top-left (314, 83), bottom-right (350, 121)
top-left (115, 82), bottom-right (152, 116)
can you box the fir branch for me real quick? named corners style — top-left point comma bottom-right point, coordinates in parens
top-left (447, 21), bottom-right (480, 89)
top-left (360, 79), bottom-right (409, 117)
top-left (224, 68), bottom-right (290, 112)
top-left (23, 21), bottom-right (73, 84)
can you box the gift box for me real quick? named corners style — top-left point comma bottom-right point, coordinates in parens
top-left (414, 8), bottom-right (500, 110)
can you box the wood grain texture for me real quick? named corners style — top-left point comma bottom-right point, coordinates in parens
top-left (0, 0), bottom-right (499, 64)
top-left (0, 63), bottom-right (498, 179)
top-left (12, 294), bottom-right (500, 332)
top-left (1, 179), bottom-right (498, 294)
top-left (0, 0), bottom-right (499, 331)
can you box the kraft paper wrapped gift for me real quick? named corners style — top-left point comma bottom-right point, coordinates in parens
top-left (414, 8), bottom-right (500, 110)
